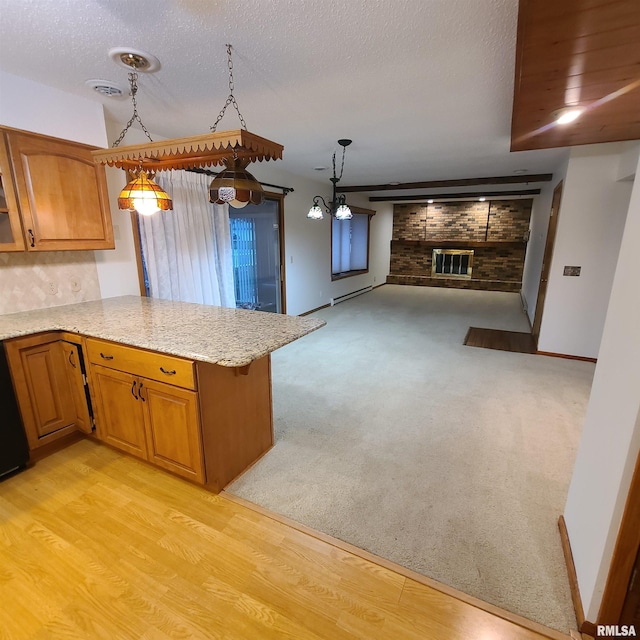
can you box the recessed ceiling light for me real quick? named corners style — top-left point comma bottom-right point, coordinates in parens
top-left (427, 199), bottom-right (434, 204)
top-left (479, 197), bottom-right (486, 202)
top-left (85, 79), bottom-right (126, 98)
top-left (553, 107), bottom-right (584, 125)
top-left (513, 169), bottom-right (528, 175)
top-left (108, 47), bottom-right (161, 73)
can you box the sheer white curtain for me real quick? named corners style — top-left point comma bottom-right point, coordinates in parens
top-left (138, 170), bottom-right (236, 307)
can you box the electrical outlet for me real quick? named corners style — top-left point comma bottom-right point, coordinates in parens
top-left (70, 277), bottom-right (81, 292)
top-left (47, 281), bottom-right (58, 295)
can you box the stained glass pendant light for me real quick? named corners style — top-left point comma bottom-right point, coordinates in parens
top-left (208, 45), bottom-right (264, 209)
top-left (111, 53), bottom-right (172, 215)
top-left (117, 169), bottom-right (173, 216)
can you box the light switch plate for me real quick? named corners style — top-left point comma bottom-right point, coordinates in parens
top-left (563, 266), bottom-right (581, 276)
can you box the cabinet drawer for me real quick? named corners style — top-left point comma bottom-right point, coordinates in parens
top-left (86, 338), bottom-right (196, 390)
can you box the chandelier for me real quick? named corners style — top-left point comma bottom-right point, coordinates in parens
top-left (307, 139), bottom-right (353, 221)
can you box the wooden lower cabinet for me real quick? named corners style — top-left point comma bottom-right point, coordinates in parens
top-left (91, 365), bottom-right (147, 459)
top-left (90, 363), bottom-right (204, 483)
top-left (143, 380), bottom-right (204, 483)
top-left (5, 333), bottom-right (78, 449)
top-left (60, 341), bottom-right (93, 435)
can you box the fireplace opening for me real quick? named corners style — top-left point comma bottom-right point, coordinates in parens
top-left (432, 249), bottom-right (474, 279)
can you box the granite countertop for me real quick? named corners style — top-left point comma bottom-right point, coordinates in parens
top-left (0, 296), bottom-right (325, 367)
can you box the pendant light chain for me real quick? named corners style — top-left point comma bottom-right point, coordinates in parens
top-left (112, 70), bottom-right (153, 147)
top-left (334, 145), bottom-right (347, 182)
top-left (210, 44), bottom-right (248, 132)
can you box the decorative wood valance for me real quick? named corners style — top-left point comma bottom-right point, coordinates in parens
top-left (91, 130), bottom-right (284, 172)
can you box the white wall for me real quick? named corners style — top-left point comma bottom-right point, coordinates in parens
top-left (251, 162), bottom-right (392, 315)
top-left (0, 70), bottom-right (107, 146)
top-left (521, 153), bottom-right (569, 320)
top-left (537, 143), bottom-right (634, 358)
top-left (564, 151), bottom-right (640, 622)
top-left (93, 117), bottom-right (152, 299)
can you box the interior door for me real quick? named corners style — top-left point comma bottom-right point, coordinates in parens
top-left (620, 548), bottom-right (640, 628)
top-left (229, 193), bottom-right (285, 313)
top-left (532, 180), bottom-right (563, 345)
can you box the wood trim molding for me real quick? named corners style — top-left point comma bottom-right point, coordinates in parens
top-left (130, 210), bottom-right (147, 297)
top-left (299, 303), bottom-right (330, 316)
top-left (222, 491), bottom-right (573, 640)
top-left (537, 351), bottom-right (597, 363)
top-left (597, 450), bottom-right (640, 626)
top-left (558, 516), bottom-right (587, 629)
top-left (347, 204), bottom-right (376, 216)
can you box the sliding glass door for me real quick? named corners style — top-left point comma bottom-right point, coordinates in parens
top-left (229, 194), bottom-right (284, 313)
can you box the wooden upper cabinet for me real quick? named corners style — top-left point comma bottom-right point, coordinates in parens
top-left (0, 134), bottom-right (26, 251)
top-left (1, 127), bottom-right (114, 251)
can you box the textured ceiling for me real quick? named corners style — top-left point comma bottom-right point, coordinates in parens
top-left (0, 0), bottom-right (566, 187)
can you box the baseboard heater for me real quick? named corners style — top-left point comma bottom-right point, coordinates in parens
top-left (330, 285), bottom-right (373, 306)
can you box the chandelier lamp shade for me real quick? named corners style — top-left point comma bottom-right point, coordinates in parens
top-left (118, 169), bottom-right (173, 216)
top-left (307, 139), bottom-right (353, 221)
top-left (209, 157), bottom-right (264, 208)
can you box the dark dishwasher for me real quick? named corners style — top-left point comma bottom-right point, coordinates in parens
top-left (0, 342), bottom-right (29, 478)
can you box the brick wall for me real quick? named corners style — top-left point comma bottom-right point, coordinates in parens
top-left (387, 199), bottom-right (532, 292)
top-left (426, 202), bottom-right (488, 241)
top-left (487, 201), bottom-right (531, 241)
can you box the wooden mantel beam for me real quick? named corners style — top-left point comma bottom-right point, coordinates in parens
top-left (337, 174), bottom-right (553, 193)
top-left (369, 188), bottom-right (541, 202)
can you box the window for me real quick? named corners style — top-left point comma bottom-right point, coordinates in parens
top-left (331, 207), bottom-right (374, 280)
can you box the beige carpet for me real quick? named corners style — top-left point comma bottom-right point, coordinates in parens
top-left (226, 285), bottom-right (594, 633)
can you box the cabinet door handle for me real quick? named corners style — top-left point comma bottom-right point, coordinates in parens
top-left (160, 367), bottom-right (176, 376)
top-left (68, 350), bottom-right (77, 368)
top-left (100, 352), bottom-right (114, 360)
top-left (138, 381), bottom-right (146, 402)
top-left (28, 229), bottom-right (35, 247)
top-left (131, 380), bottom-right (138, 400)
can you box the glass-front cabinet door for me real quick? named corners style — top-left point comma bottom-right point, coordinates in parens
top-left (0, 134), bottom-right (25, 251)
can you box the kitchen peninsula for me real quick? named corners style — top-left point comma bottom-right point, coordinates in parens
top-left (0, 296), bottom-right (325, 492)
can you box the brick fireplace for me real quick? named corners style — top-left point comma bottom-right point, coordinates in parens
top-left (386, 199), bottom-right (532, 292)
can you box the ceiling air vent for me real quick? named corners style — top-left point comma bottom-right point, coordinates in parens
top-left (85, 79), bottom-right (126, 98)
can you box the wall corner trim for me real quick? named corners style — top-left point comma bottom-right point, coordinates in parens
top-left (558, 515), bottom-right (597, 635)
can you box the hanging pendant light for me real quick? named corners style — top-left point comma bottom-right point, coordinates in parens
top-left (209, 157), bottom-right (264, 208)
top-left (307, 139), bottom-right (352, 220)
top-left (118, 169), bottom-right (173, 216)
top-left (207, 44), bottom-right (264, 209)
top-left (109, 52), bottom-right (172, 215)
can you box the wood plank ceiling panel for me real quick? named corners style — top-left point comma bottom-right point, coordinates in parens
top-left (511, 0), bottom-right (640, 151)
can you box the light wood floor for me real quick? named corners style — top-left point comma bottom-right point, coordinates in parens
top-left (0, 440), bottom-right (567, 640)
